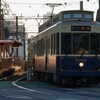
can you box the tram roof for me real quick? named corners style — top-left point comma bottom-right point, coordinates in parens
top-left (60, 10), bottom-right (94, 13)
top-left (39, 10), bottom-right (94, 32)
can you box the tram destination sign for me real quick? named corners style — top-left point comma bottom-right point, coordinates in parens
top-left (71, 26), bottom-right (91, 31)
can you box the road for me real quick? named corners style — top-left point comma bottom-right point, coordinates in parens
top-left (0, 80), bottom-right (100, 100)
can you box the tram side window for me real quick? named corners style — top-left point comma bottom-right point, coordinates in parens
top-left (47, 37), bottom-right (50, 55)
top-left (33, 43), bottom-right (35, 57)
top-left (35, 43), bottom-right (37, 56)
top-left (61, 33), bottom-right (71, 54)
top-left (56, 33), bottom-right (59, 54)
top-left (54, 34), bottom-right (55, 54)
top-left (90, 34), bottom-right (100, 54)
top-left (33, 42), bottom-right (35, 67)
top-left (37, 41), bottom-right (39, 56)
top-left (41, 38), bottom-right (44, 55)
top-left (51, 34), bottom-right (53, 55)
top-left (51, 34), bottom-right (55, 55)
top-left (37, 39), bottom-right (44, 56)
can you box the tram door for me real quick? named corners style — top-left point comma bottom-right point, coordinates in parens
top-left (45, 37), bottom-right (49, 70)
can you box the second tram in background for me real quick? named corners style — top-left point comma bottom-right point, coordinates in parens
top-left (31, 3), bottom-right (100, 86)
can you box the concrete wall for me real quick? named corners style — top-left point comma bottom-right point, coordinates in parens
top-left (0, 58), bottom-right (12, 70)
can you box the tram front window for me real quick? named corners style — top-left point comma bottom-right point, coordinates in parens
top-left (73, 34), bottom-right (89, 54)
top-left (61, 33), bottom-right (71, 54)
top-left (90, 33), bottom-right (99, 54)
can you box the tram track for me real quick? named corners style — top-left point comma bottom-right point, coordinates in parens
top-left (0, 72), bottom-right (27, 81)
top-left (1, 73), bottom-right (100, 100)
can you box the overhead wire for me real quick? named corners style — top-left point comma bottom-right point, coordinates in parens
top-left (1, 0), bottom-right (28, 32)
top-left (1, 0), bottom-right (99, 32)
top-left (1, 0), bottom-right (17, 31)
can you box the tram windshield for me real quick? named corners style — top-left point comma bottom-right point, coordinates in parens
top-left (73, 33), bottom-right (89, 54)
top-left (61, 33), bottom-right (100, 54)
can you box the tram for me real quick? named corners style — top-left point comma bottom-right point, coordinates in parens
top-left (31, 4), bottom-right (100, 86)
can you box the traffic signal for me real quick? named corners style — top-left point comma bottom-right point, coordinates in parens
top-left (12, 40), bottom-right (21, 48)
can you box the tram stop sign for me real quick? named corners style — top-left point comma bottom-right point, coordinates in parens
top-left (27, 68), bottom-right (31, 82)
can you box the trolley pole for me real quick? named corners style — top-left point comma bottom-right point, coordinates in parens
top-left (16, 16), bottom-right (18, 57)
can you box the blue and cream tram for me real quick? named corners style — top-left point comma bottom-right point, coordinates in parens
top-left (31, 8), bottom-right (100, 86)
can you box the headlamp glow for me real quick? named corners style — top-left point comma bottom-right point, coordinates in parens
top-left (79, 62), bottom-right (84, 67)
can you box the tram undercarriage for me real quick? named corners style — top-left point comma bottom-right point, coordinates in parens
top-left (33, 71), bottom-right (100, 86)
top-left (61, 76), bottom-right (100, 86)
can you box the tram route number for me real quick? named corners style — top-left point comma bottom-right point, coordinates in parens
top-left (27, 68), bottom-right (31, 81)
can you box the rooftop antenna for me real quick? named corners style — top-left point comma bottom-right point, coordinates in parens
top-left (44, 3), bottom-right (64, 18)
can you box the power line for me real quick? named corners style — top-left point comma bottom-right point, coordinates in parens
top-left (6, 2), bottom-right (44, 5)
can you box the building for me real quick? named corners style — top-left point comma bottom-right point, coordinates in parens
top-left (0, 9), bottom-right (12, 69)
top-left (5, 21), bottom-right (26, 60)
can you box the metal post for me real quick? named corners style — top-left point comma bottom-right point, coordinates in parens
top-left (96, 0), bottom-right (100, 22)
top-left (23, 25), bottom-right (26, 60)
top-left (16, 16), bottom-right (18, 57)
top-left (0, 0), bottom-right (1, 39)
top-left (0, 0), bottom-right (2, 61)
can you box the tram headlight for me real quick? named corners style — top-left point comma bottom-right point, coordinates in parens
top-left (79, 62), bottom-right (84, 68)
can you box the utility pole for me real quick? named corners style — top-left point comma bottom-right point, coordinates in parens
top-left (0, 0), bottom-right (2, 39)
top-left (16, 16), bottom-right (18, 57)
top-left (23, 25), bottom-right (26, 60)
top-left (0, 0), bottom-right (1, 61)
top-left (96, 0), bottom-right (100, 22)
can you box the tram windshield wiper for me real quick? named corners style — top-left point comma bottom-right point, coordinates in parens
top-left (80, 49), bottom-right (85, 58)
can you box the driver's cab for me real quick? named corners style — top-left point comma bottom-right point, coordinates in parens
top-left (73, 34), bottom-right (89, 54)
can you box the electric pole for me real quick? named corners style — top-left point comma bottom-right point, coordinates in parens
top-left (16, 16), bottom-right (18, 57)
top-left (0, 0), bottom-right (2, 39)
top-left (96, 0), bottom-right (100, 22)
top-left (0, 0), bottom-right (1, 61)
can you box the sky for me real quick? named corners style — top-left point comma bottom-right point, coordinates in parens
top-left (3, 0), bottom-right (99, 38)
